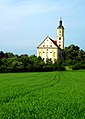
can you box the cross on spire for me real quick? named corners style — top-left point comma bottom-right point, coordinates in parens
top-left (60, 17), bottom-right (62, 21)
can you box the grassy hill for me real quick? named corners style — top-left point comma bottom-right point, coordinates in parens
top-left (0, 71), bottom-right (85, 119)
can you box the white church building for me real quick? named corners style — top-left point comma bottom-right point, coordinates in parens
top-left (37, 18), bottom-right (64, 62)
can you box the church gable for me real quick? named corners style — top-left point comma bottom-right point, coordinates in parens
top-left (37, 36), bottom-right (58, 48)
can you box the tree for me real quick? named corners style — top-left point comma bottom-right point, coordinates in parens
top-left (64, 44), bottom-right (85, 69)
top-left (0, 51), bottom-right (5, 59)
top-left (5, 52), bottom-right (14, 58)
top-left (19, 54), bottom-right (29, 71)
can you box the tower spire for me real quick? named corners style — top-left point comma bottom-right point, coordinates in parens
top-left (57, 17), bottom-right (64, 29)
top-left (57, 18), bottom-right (64, 49)
top-left (59, 17), bottom-right (62, 26)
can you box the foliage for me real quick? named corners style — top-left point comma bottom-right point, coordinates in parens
top-left (0, 44), bottom-right (85, 72)
top-left (64, 44), bottom-right (85, 70)
top-left (0, 71), bottom-right (85, 118)
top-left (72, 62), bottom-right (85, 70)
top-left (0, 52), bottom-right (65, 72)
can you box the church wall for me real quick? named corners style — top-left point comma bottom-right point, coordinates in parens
top-left (37, 47), bottom-right (58, 62)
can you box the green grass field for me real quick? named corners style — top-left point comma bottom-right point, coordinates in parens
top-left (0, 71), bottom-right (85, 119)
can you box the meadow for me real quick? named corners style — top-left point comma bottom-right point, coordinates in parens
top-left (0, 71), bottom-right (85, 119)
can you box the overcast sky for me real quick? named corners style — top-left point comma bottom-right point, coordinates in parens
top-left (0, 0), bottom-right (85, 55)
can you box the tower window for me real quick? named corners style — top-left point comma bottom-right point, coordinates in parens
top-left (59, 44), bottom-right (61, 47)
top-left (43, 45), bottom-right (45, 47)
top-left (59, 37), bottom-right (61, 40)
top-left (50, 45), bottom-right (52, 47)
top-left (59, 30), bottom-right (61, 33)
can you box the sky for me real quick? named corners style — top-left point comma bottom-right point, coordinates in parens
top-left (0, 0), bottom-right (85, 55)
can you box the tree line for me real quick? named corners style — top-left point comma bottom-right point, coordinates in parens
top-left (0, 44), bottom-right (85, 73)
top-left (0, 52), bottom-right (65, 73)
top-left (64, 44), bottom-right (85, 70)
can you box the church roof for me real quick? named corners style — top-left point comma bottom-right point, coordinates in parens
top-left (37, 36), bottom-right (61, 50)
top-left (52, 40), bottom-right (57, 46)
top-left (57, 19), bottom-right (64, 29)
top-left (57, 25), bottom-right (64, 29)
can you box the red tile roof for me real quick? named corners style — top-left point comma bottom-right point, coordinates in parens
top-left (52, 40), bottom-right (57, 45)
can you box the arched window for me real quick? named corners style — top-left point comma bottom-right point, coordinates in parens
top-left (59, 37), bottom-right (61, 40)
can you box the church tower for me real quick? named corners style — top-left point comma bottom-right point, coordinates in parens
top-left (37, 18), bottom-right (65, 62)
top-left (57, 18), bottom-right (64, 50)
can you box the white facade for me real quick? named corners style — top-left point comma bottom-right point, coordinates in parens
top-left (37, 19), bottom-right (64, 62)
top-left (37, 36), bottom-right (59, 62)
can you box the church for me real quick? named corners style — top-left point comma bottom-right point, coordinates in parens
top-left (37, 18), bottom-right (64, 63)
